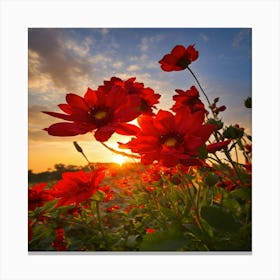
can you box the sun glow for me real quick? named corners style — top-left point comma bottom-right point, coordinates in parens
top-left (112, 154), bottom-right (126, 165)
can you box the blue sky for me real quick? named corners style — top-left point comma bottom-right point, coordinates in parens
top-left (28, 28), bottom-right (252, 172)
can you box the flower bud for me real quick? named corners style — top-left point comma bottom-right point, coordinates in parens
top-left (73, 141), bottom-right (83, 153)
top-left (223, 125), bottom-right (244, 139)
top-left (205, 172), bottom-right (219, 186)
top-left (244, 97), bottom-right (252, 108)
top-left (207, 118), bottom-right (223, 130)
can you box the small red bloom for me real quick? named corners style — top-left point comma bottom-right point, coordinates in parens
top-left (146, 228), bottom-right (156, 234)
top-left (52, 169), bottom-right (105, 206)
top-left (106, 204), bottom-right (120, 212)
top-left (159, 45), bottom-right (199, 72)
top-left (28, 183), bottom-right (54, 211)
top-left (217, 105), bottom-right (226, 112)
top-left (99, 185), bottom-right (114, 202)
top-left (98, 77), bottom-right (161, 115)
top-left (43, 83), bottom-right (141, 142)
top-left (171, 86), bottom-right (207, 114)
top-left (119, 109), bottom-right (215, 167)
top-left (206, 139), bottom-right (231, 153)
top-left (52, 228), bottom-right (67, 251)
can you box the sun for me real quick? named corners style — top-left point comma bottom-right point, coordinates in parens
top-left (112, 154), bottom-right (126, 165)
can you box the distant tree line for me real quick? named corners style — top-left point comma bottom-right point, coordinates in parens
top-left (28, 163), bottom-right (88, 183)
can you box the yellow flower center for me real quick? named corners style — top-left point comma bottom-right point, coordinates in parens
top-left (164, 137), bottom-right (177, 147)
top-left (94, 110), bottom-right (107, 120)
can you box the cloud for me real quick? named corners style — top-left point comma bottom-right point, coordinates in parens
top-left (139, 34), bottom-right (165, 52)
top-left (64, 36), bottom-right (93, 57)
top-left (232, 29), bottom-right (251, 49)
top-left (126, 64), bottom-right (141, 71)
top-left (99, 28), bottom-right (110, 36)
top-left (199, 33), bottom-right (209, 42)
top-left (28, 29), bottom-right (94, 93)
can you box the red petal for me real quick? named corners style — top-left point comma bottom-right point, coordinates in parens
top-left (66, 93), bottom-right (89, 111)
top-left (193, 124), bottom-right (215, 142)
top-left (116, 123), bottom-right (140, 136)
top-left (206, 140), bottom-right (231, 153)
top-left (94, 125), bottom-right (116, 142)
top-left (84, 88), bottom-right (97, 107)
top-left (42, 111), bottom-right (73, 121)
top-left (154, 110), bottom-right (175, 134)
top-left (58, 104), bottom-right (72, 114)
top-left (171, 45), bottom-right (186, 58)
top-left (44, 122), bottom-right (94, 136)
top-left (137, 114), bottom-right (158, 136)
top-left (186, 45), bottom-right (199, 61)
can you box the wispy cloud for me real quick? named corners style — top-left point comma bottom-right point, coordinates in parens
top-left (28, 29), bottom-right (94, 93)
top-left (139, 34), bottom-right (165, 52)
top-left (126, 64), bottom-right (141, 72)
top-left (232, 29), bottom-right (251, 49)
top-left (199, 33), bottom-right (209, 42)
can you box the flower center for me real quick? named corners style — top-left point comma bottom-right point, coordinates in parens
top-left (163, 137), bottom-right (178, 147)
top-left (176, 57), bottom-right (191, 69)
top-left (161, 133), bottom-right (183, 148)
top-left (94, 110), bottom-right (107, 120)
top-left (88, 107), bottom-right (113, 127)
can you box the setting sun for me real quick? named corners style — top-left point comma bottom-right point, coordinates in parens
top-left (112, 154), bottom-right (126, 165)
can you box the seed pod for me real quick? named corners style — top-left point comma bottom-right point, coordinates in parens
top-left (73, 141), bottom-right (83, 153)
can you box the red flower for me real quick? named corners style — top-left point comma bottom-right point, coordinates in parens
top-left (206, 140), bottom-right (231, 153)
top-left (99, 185), bottom-right (114, 202)
top-left (52, 228), bottom-right (67, 251)
top-left (159, 45), bottom-right (199, 71)
top-left (28, 182), bottom-right (54, 211)
top-left (106, 204), bottom-right (120, 212)
top-left (43, 84), bottom-right (141, 142)
top-left (119, 109), bottom-right (215, 167)
top-left (52, 169), bottom-right (105, 206)
top-left (98, 77), bottom-right (161, 115)
top-left (171, 86), bottom-right (208, 114)
top-left (146, 228), bottom-right (156, 234)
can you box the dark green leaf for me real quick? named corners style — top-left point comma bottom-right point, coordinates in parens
top-left (140, 227), bottom-right (187, 251)
top-left (201, 206), bottom-right (240, 232)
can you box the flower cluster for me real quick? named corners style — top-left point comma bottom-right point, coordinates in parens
top-left (43, 77), bottom-right (160, 142)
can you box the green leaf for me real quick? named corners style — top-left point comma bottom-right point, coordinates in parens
top-left (201, 206), bottom-right (240, 232)
top-left (140, 227), bottom-right (187, 251)
top-left (231, 188), bottom-right (251, 201)
top-left (92, 190), bottom-right (106, 202)
top-left (222, 199), bottom-right (240, 210)
top-left (41, 199), bottom-right (58, 212)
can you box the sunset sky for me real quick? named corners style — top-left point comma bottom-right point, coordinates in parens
top-left (28, 28), bottom-right (252, 172)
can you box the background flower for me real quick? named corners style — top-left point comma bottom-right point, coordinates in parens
top-left (159, 45), bottom-right (199, 71)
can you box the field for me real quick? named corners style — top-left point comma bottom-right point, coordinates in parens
top-left (28, 160), bottom-right (251, 251)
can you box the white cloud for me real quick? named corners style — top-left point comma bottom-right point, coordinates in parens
top-left (112, 61), bottom-right (124, 69)
top-left (199, 33), bottom-right (209, 42)
top-left (100, 28), bottom-right (110, 35)
top-left (63, 37), bottom-right (93, 57)
top-left (232, 29), bottom-right (251, 49)
top-left (126, 64), bottom-right (140, 71)
top-left (139, 34), bottom-right (165, 52)
top-left (29, 29), bottom-right (94, 93)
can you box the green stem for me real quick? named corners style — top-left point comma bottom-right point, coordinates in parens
top-left (95, 201), bottom-right (107, 246)
top-left (234, 145), bottom-right (239, 164)
top-left (180, 173), bottom-right (205, 232)
top-left (186, 66), bottom-right (212, 109)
